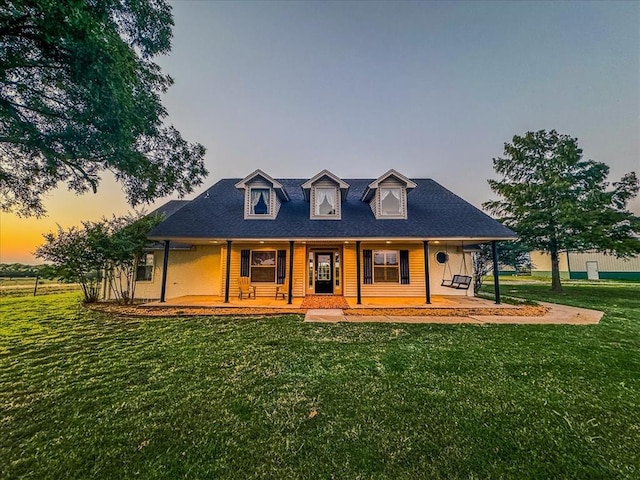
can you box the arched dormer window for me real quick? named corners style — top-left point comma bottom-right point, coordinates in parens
top-left (235, 169), bottom-right (288, 220)
top-left (301, 170), bottom-right (349, 220)
top-left (361, 169), bottom-right (417, 220)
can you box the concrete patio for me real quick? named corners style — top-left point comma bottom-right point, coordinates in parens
top-left (304, 301), bottom-right (604, 325)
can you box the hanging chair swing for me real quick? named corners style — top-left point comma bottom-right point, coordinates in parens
top-left (440, 242), bottom-right (472, 290)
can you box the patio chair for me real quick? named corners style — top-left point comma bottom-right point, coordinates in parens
top-left (238, 276), bottom-right (256, 299)
top-left (275, 281), bottom-right (289, 300)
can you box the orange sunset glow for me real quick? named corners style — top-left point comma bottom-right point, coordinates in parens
top-left (0, 176), bottom-right (174, 264)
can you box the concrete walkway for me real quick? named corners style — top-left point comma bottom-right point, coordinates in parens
top-left (304, 302), bottom-right (604, 325)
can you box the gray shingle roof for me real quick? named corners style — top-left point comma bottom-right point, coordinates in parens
top-left (148, 179), bottom-right (515, 240)
top-left (147, 200), bottom-right (189, 219)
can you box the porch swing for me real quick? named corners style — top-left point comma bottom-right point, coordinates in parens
top-left (440, 243), bottom-right (472, 290)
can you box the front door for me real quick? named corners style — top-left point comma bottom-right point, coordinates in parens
top-left (315, 252), bottom-right (333, 294)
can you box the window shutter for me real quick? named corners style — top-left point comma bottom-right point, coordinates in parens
top-left (363, 249), bottom-right (373, 284)
top-left (277, 250), bottom-right (286, 284)
top-left (240, 250), bottom-right (250, 277)
top-left (400, 250), bottom-right (410, 284)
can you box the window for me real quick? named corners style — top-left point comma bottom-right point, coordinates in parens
top-left (380, 187), bottom-right (402, 216)
top-left (136, 253), bottom-right (154, 281)
top-left (435, 251), bottom-right (449, 264)
top-left (250, 188), bottom-right (270, 215)
top-left (315, 187), bottom-right (337, 216)
top-left (373, 250), bottom-right (399, 283)
top-left (251, 251), bottom-right (276, 282)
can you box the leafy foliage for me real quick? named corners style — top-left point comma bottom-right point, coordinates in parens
top-left (103, 213), bottom-right (163, 304)
top-left (484, 130), bottom-right (640, 291)
top-left (35, 221), bottom-right (109, 302)
top-left (471, 242), bottom-right (531, 294)
top-left (0, 263), bottom-right (42, 277)
top-left (34, 212), bottom-right (162, 303)
top-left (472, 244), bottom-right (494, 294)
top-left (0, 0), bottom-right (207, 216)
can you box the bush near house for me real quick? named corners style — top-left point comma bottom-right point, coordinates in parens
top-left (1, 281), bottom-right (638, 479)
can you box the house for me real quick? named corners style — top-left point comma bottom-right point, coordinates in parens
top-left (131, 169), bottom-right (515, 304)
top-left (531, 251), bottom-right (640, 280)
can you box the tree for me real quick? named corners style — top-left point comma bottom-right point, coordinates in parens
top-left (35, 221), bottom-right (110, 302)
top-left (484, 130), bottom-right (640, 292)
top-left (103, 212), bottom-right (162, 304)
top-left (0, 0), bottom-right (207, 216)
top-left (471, 242), bottom-right (531, 294)
top-left (472, 244), bottom-right (494, 294)
top-left (498, 242), bottom-right (531, 275)
top-left (35, 212), bottom-right (162, 304)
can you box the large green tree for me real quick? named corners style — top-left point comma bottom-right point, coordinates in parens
top-left (484, 129), bottom-right (640, 292)
top-left (0, 0), bottom-right (207, 216)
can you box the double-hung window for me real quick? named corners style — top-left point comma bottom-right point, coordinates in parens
top-left (136, 253), bottom-right (154, 281)
top-left (251, 251), bottom-right (276, 282)
top-left (250, 188), bottom-right (271, 215)
top-left (373, 250), bottom-right (399, 282)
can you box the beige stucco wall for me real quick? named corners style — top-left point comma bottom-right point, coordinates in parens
top-left (428, 246), bottom-right (473, 296)
top-left (133, 245), bottom-right (221, 300)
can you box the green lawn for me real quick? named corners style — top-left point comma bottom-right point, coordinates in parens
top-left (1, 282), bottom-right (639, 479)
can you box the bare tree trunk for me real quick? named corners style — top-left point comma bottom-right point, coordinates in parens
top-left (550, 241), bottom-right (563, 293)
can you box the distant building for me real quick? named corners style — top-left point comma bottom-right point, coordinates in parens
top-left (531, 251), bottom-right (640, 280)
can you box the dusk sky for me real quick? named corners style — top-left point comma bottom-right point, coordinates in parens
top-left (2, 0), bottom-right (639, 264)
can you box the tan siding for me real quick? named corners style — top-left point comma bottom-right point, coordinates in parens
top-left (360, 243), bottom-right (425, 297)
top-left (342, 244), bottom-right (357, 297)
top-left (531, 251), bottom-right (569, 273)
top-left (568, 251), bottom-right (640, 272)
top-left (226, 243), bottom-right (293, 298)
top-left (292, 244), bottom-right (307, 298)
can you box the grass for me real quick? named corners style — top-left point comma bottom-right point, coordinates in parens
top-left (1, 282), bottom-right (639, 479)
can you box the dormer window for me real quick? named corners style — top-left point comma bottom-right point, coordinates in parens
top-left (315, 187), bottom-right (337, 216)
top-left (361, 169), bottom-right (417, 220)
top-left (250, 188), bottom-right (270, 215)
top-left (235, 169), bottom-right (289, 220)
top-left (302, 169), bottom-right (350, 220)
